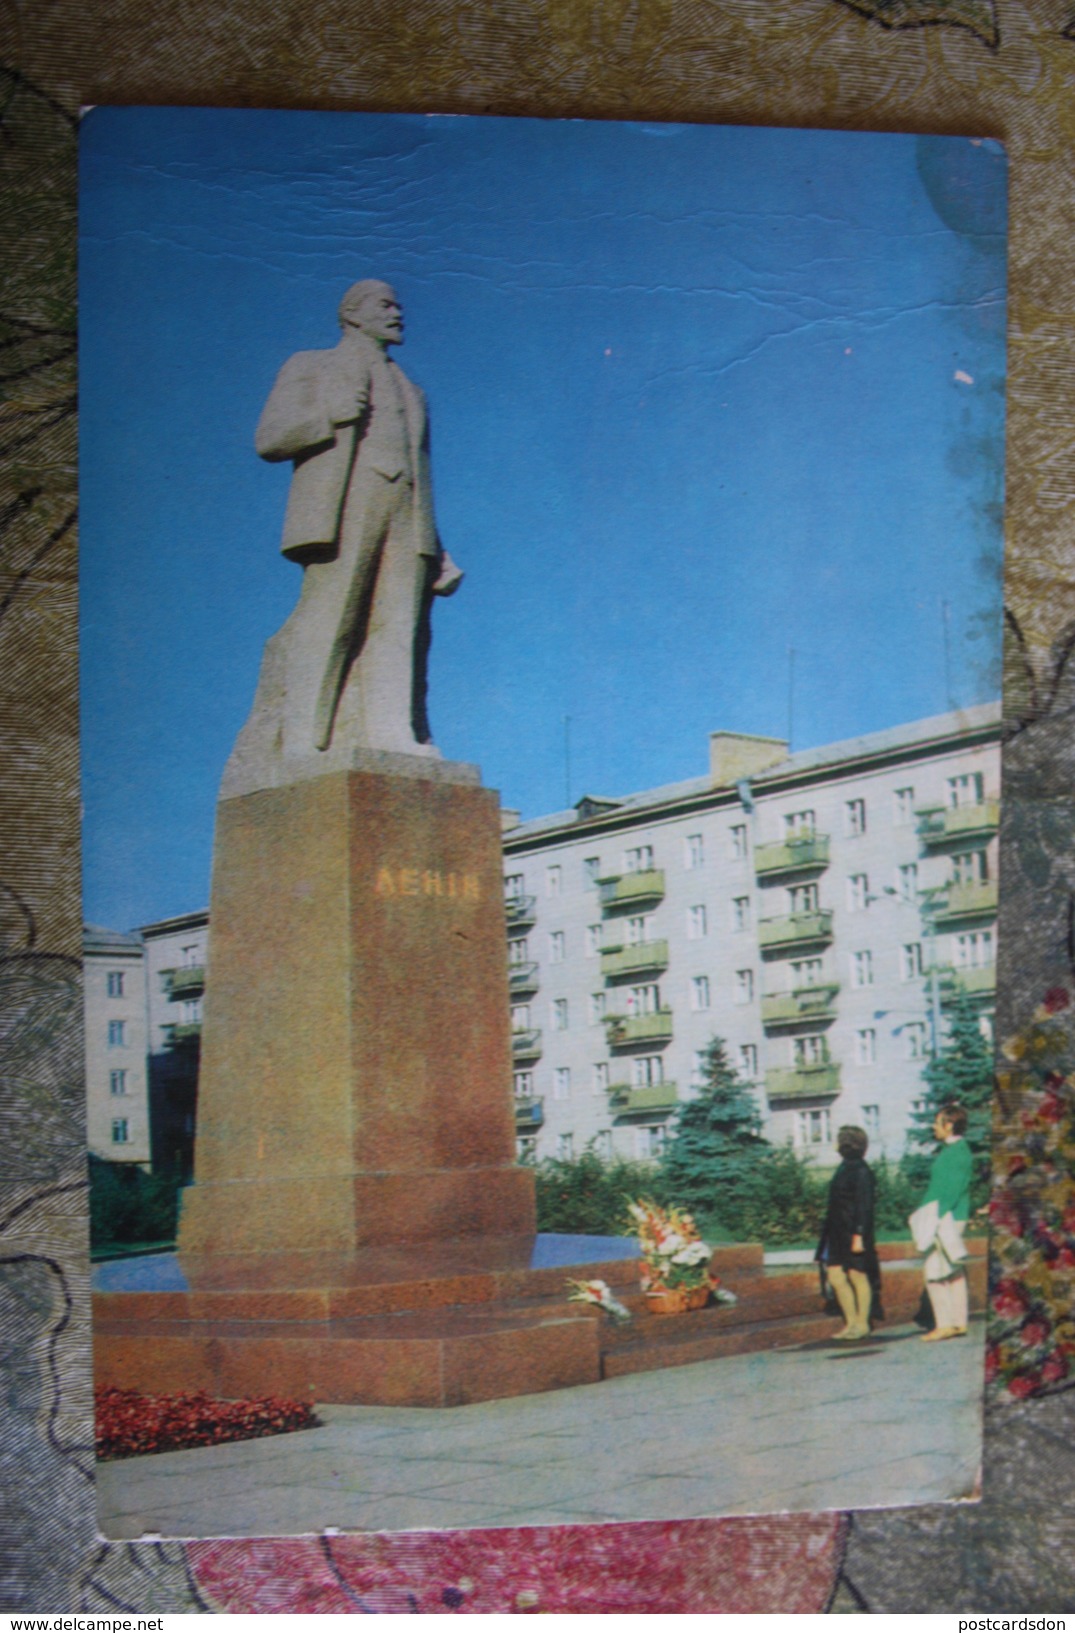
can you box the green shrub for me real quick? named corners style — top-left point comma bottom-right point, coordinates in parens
top-left (533, 1147), bottom-right (668, 1236)
top-left (89, 1156), bottom-right (181, 1250)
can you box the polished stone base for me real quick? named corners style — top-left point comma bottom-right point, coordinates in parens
top-left (91, 1241), bottom-right (987, 1409)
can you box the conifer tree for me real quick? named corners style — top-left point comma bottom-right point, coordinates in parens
top-left (659, 1037), bottom-right (769, 1223)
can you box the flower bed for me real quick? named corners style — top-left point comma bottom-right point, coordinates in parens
top-left (95, 1386), bottom-right (320, 1461)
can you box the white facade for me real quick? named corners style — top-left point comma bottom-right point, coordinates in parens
top-left (84, 924), bottom-right (150, 1165)
top-left (140, 910), bottom-right (210, 1055)
top-left (502, 704), bottom-right (1000, 1166)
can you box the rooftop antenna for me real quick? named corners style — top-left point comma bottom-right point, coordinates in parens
top-left (787, 645), bottom-right (796, 752)
top-left (942, 599), bottom-right (955, 710)
top-left (564, 714), bottom-right (572, 809)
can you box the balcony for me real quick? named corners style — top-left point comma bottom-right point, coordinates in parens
top-left (605, 1008), bottom-right (673, 1049)
top-left (754, 834), bottom-right (831, 879)
top-left (917, 800), bottom-right (999, 847)
top-left (166, 1020), bottom-right (202, 1046)
top-left (508, 961), bottom-right (540, 997)
top-left (940, 963), bottom-right (996, 1003)
top-left (760, 984), bottom-right (839, 1031)
top-left (932, 880), bottom-right (998, 924)
top-left (511, 1028), bottom-right (543, 1063)
top-left (504, 895), bottom-right (536, 935)
top-left (608, 1081), bottom-right (679, 1117)
top-left (514, 1096), bottom-right (545, 1130)
top-left (600, 939), bottom-right (670, 981)
top-left (598, 869), bottom-right (666, 912)
top-left (164, 965), bottom-right (205, 998)
top-left (758, 909), bottom-right (834, 954)
top-left (765, 1062), bottom-right (841, 1104)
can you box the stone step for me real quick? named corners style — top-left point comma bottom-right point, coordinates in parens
top-left (603, 1309), bottom-right (907, 1378)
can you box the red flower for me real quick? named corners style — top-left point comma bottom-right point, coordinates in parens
top-left (1041, 1352), bottom-right (1068, 1384)
top-left (1056, 1245), bottom-right (1075, 1269)
top-left (1043, 987), bottom-right (1070, 1014)
top-left (1021, 1316), bottom-right (1052, 1348)
top-left (1008, 1371), bottom-right (1041, 1399)
top-left (993, 1278), bottom-right (1029, 1319)
top-left (1040, 1094), bottom-right (1066, 1125)
top-left (1007, 1155), bottom-right (1028, 1177)
top-left (984, 1344), bottom-right (1002, 1381)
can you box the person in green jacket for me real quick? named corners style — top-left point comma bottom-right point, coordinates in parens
top-left (919, 1100), bottom-right (972, 1342)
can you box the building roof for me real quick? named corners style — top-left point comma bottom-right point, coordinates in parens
top-left (83, 923), bottom-right (144, 953)
top-left (136, 908), bottom-right (210, 938)
top-left (504, 701), bottom-right (1001, 846)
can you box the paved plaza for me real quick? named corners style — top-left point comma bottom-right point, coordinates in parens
top-left (97, 1317), bottom-right (984, 1539)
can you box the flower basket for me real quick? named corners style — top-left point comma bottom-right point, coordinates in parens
top-left (646, 1287), bottom-right (687, 1316)
top-left (684, 1284), bottom-right (710, 1311)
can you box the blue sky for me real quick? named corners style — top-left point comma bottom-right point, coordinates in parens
top-left (79, 111), bottom-right (1006, 930)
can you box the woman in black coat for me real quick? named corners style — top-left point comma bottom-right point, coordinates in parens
top-left (816, 1124), bottom-right (883, 1342)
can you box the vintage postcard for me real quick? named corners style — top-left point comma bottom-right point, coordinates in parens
top-left (80, 108), bottom-right (1005, 1537)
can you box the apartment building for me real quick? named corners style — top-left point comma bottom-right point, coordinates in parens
top-left (83, 911), bottom-right (209, 1175)
top-left (501, 704), bottom-right (1000, 1167)
top-left (84, 924), bottom-right (151, 1166)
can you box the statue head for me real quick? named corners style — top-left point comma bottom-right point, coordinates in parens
top-left (339, 279), bottom-right (403, 347)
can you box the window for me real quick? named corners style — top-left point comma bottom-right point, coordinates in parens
top-left (181, 998), bottom-right (202, 1024)
top-left (517, 1135), bottom-right (538, 1162)
top-left (514, 1071), bottom-right (534, 1097)
top-left (729, 824), bottom-right (749, 859)
top-left (585, 923), bottom-right (603, 957)
top-left (731, 896), bottom-right (751, 932)
top-left (545, 864), bottom-right (562, 898)
top-left (504, 873), bottom-right (525, 899)
top-left (556, 1133), bottom-right (574, 1160)
top-left (784, 810), bottom-right (816, 837)
top-left (845, 798), bottom-right (866, 837)
top-left (685, 833), bottom-right (705, 870)
top-left (553, 1067), bottom-right (571, 1100)
top-left (791, 957), bottom-right (824, 988)
top-left (690, 1050), bottom-right (708, 1087)
top-left (850, 950), bottom-right (873, 989)
top-left (894, 787), bottom-right (915, 827)
top-left (588, 992), bottom-right (607, 1024)
top-left (901, 942), bottom-right (923, 981)
top-left (627, 984), bottom-right (661, 1015)
top-left (107, 1020), bottom-right (126, 1048)
top-left (951, 850), bottom-right (988, 885)
top-left (955, 930), bottom-right (994, 968)
top-left (897, 863), bottom-right (918, 902)
top-left (862, 1104), bottom-right (881, 1138)
top-left (624, 844), bottom-right (654, 874)
top-left (947, 771), bottom-right (984, 808)
top-left (690, 975), bottom-right (711, 1012)
top-left (109, 1069), bottom-right (128, 1096)
top-left (794, 1034), bottom-right (827, 1066)
top-left (548, 931), bottom-right (565, 964)
top-left (635, 1124), bottom-right (668, 1159)
top-left (583, 856), bottom-right (602, 886)
top-left (734, 969), bottom-right (754, 1005)
top-left (595, 1130), bottom-right (613, 1160)
top-left (110, 1118), bottom-right (130, 1145)
top-left (687, 905), bottom-right (708, 940)
top-left (593, 1062), bottom-right (610, 1094)
top-left (106, 970), bottom-right (125, 998)
top-left (788, 882), bottom-right (819, 915)
top-left (632, 1055), bottom-right (664, 1086)
top-left (905, 1022), bottom-right (928, 1060)
top-left (626, 914), bottom-right (653, 945)
top-left (511, 1004), bottom-right (530, 1031)
top-left (854, 1028), bottom-right (876, 1066)
top-left (508, 937), bottom-right (529, 965)
top-left (847, 874), bottom-right (869, 913)
top-left (794, 1108), bottom-right (831, 1148)
top-left (551, 999), bottom-right (569, 1032)
top-left (738, 1044), bottom-right (758, 1079)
